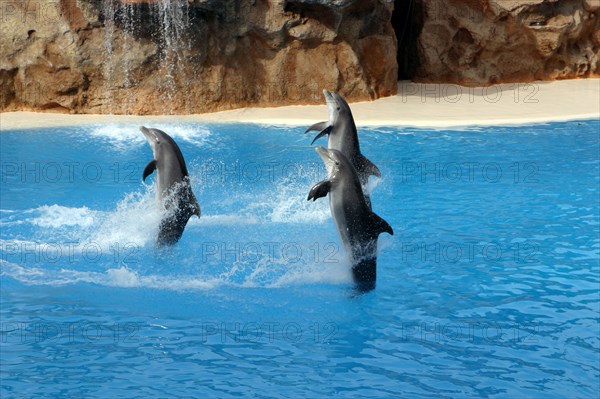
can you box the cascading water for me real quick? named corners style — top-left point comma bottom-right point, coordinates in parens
top-left (154, 0), bottom-right (192, 112)
top-left (101, 0), bottom-right (117, 110)
top-left (101, 0), bottom-right (192, 114)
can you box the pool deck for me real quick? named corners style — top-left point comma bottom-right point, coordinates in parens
top-left (1, 79), bottom-right (599, 130)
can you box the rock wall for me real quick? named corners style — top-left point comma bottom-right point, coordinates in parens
top-left (412, 0), bottom-right (600, 85)
top-left (0, 0), bottom-right (397, 114)
top-left (1, 0), bottom-right (598, 114)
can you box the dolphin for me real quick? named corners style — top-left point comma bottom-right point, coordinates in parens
top-left (308, 146), bottom-right (393, 291)
top-left (140, 126), bottom-right (200, 245)
top-left (306, 90), bottom-right (381, 204)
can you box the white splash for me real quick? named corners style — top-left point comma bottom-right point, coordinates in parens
top-left (1, 260), bottom-right (349, 291)
top-left (89, 123), bottom-right (211, 149)
top-left (30, 205), bottom-right (98, 228)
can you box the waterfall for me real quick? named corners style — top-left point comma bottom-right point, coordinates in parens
top-left (155, 0), bottom-right (191, 112)
top-left (101, 0), bottom-right (192, 114)
top-left (101, 0), bottom-right (117, 112)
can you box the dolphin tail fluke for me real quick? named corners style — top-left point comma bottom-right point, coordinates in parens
top-left (305, 121), bottom-right (329, 133)
top-left (310, 125), bottom-right (333, 145)
top-left (360, 155), bottom-right (381, 178)
top-left (370, 212), bottom-right (393, 236)
top-left (142, 160), bottom-right (157, 181)
top-left (307, 180), bottom-right (332, 201)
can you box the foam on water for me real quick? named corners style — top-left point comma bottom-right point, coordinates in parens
top-left (12, 190), bottom-right (159, 250)
top-left (0, 261), bottom-right (220, 290)
top-left (29, 205), bottom-right (98, 228)
top-left (86, 190), bottom-right (160, 249)
top-left (200, 214), bottom-right (261, 226)
top-left (0, 209), bottom-right (23, 227)
top-left (1, 180), bottom-right (351, 290)
top-left (196, 172), bottom-right (332, 225)
top-left (89, 123), bottom-right (212, 149)
top-left (269, 258), bottom-right (352, 287)
top-left (364, 176), bottom-right (381, 197)
top-left (259, 178), bottom-right (331, 224)
top-left (1, 256), bottom-right (350, 291)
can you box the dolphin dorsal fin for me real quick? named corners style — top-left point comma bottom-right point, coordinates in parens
top-left (360, 155), bottom-right (381, 178)
top-left (307, 179), bottom-right (332, 201)
top-left (142, 159), bottom-right (157, 182)
top-left (370, 212), bottom-right (393, 236)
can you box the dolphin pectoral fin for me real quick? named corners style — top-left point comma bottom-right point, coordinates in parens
top-left (305, 121), bottom-right (329, 133)
top-left (310, 125), bottom-right (333, 145)
top-left (360, 155), bottom-right (381, 178)
top-left (142, 160), bottom-right (157, 181)
top-left (371, 212), bottom-right (393, 236)
top-left (307, 180), bottom-right (332, 201)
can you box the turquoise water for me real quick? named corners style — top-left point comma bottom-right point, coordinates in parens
top-left (1, 120), bottom-right (599, 398)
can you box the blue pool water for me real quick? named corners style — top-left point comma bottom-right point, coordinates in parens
top-left (1, 120), bottom-right (599, 398)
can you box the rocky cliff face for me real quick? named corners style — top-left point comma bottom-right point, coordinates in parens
top-left (0, 0), bottom-right (397, 114)
top-left (412, 0), bottom-right (600, 85)
top-left (1, 0), bottom-right (598, 115)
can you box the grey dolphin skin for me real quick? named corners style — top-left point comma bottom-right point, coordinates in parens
top-left (308, 146), bottom-right (393, 292)
top-left (306, 90), bottom-right (381, 197)
top-left (140, 126), bottom-right (200, 245)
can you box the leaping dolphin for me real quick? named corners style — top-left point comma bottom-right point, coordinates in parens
top-left (308, 146), bottom-right (393, 292)
top-left (306, 90), bottom-right (381, 203)
top-left (140, 126), bottom-right (200, 245)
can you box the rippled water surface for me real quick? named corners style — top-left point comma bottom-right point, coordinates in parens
top-left (1, 120), bottom-right (599, 398)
